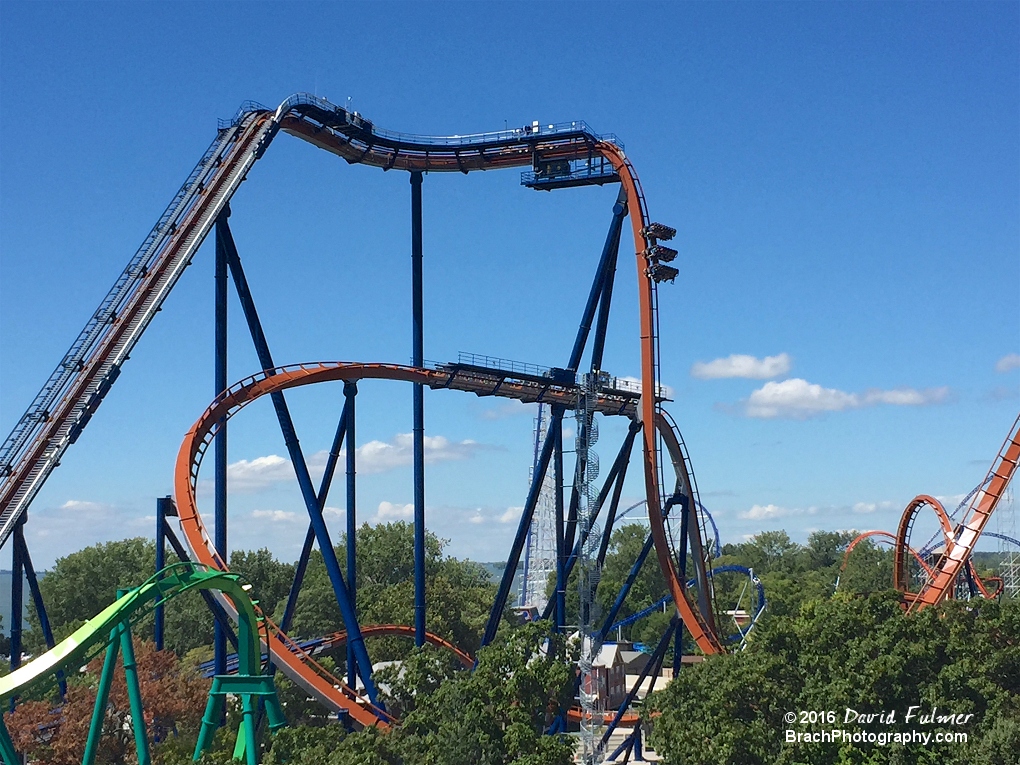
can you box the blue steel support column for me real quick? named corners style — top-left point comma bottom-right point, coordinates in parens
top-left (155, 497), bottom-right (168, 650)
top-left (482, 407), bottom-right (563, 647)
top-left (10, 517), bottom-right (24, 673)
top-left (220, 222), bottom-right (381, 705)
top-left (566, 188), bottom-right (629, 374)
top-left (541, 423), bottom-right (641, 622)
top-left (280, 400), bottom-right (350, 636)
top-left (589, 193), bottom-right (627, 373)
top-left (674, 495), bottom-right (690, 676)
top-left (15, 525), bottom-right (65, 698)
top-left (214, 210), bottom-right (229, 681)
top-left (599, 532), bottom-right (655, 639)
top-left (8, 516), bottom-right (24, 710)
top-left (410, 170), bottom-right (426, 647)
top-left (344, 380), bottom-right (358, 685)
top-left (553, 406), bottom-right (566, 633)
top-left (601, 615), bottom-right (679, 756)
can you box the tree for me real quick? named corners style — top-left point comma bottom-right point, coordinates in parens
top-left (290, 522), bottom-right (496, 660)
top-left (646, 593), bottom-right (1020, 765)
top-left (228, 548), bottom-right (296, 618)
top-left (27, 538), bottom-right (213, 657)
top-left (5, 639), bottom-right (209, 765)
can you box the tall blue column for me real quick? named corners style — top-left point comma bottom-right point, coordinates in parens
top-left (214, 210), bottom-right (229, 681)
top-left (410, 170), bottom-right (426, 647)
top-left (344, 380), bottom-right (358, 685)
top-left (10, 516), bottom-right (25, 675)
top-left (155, 497), bottom-right (168, 650)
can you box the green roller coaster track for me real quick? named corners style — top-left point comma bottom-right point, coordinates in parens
top-left (0, 562), bottom-right (285, 765)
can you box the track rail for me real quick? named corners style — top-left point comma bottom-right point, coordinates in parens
top-left (0, 563), bottom-right (265, 700)
top-left (906, 415), bottom-right (1020, 611)
top-left (0, 112), bottom-right (275, 545)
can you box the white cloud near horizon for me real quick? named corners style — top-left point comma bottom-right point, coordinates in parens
top-left (995, 353), bottom-right (1020, 373)
top-left (743, 378), bottom-right (949, 419)
top-left (251, 509), bottom-right (299, 523)
top-left (376, 501), bottom-right (413, 520)
top-left (201, 433), bottom-right (489, 495)
top-left (691, 353), bottom-right (792, 380)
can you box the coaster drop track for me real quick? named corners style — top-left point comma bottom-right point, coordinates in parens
top-left (838, 414), bottom-right (1020, 606)
top-left (0, 95), bottom-right (724, 738)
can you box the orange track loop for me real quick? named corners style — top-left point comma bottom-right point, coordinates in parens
top-left (597, 143), bottom-right (723, 656)
top-left (174, 362), bottom-right (709, 727)
top-left (893, 495), bottom-right (953, 594)
top-left (842, 530), bottom-right (935, 582)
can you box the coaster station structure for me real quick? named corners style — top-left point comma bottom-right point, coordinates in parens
top-left (0, 94), bottom-right (730, 759)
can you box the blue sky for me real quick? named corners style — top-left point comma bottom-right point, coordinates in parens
top-left (1, 1), bottom-right (1017, 569)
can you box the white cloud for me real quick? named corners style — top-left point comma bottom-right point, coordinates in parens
top-left (745, 379), bottom-right (858, 418)
top-left (996, 353), bottom-right (1020, 373)
top-left (226, 455), bottom-right (293, 492)
top-left (743, 378), bottom-right (950, 419)
top-left (59, 499), bottom-right (111, 513)
top-left (862, 387), bottom-right (949, 406)
top-left (740, 504), bottom-right (791, 520)
top-left (251, 509), bottom-right (299, 523)
top-left (691, 353), bottom-right (791, 380)
top-left (201, 433), bottom-right (488, 496)
top-left (354, 433), bottom-right (486, 475)
top-left (500, 506), bottom-right (523, 524)
top-left (376, 501), bottom-right (414, 520)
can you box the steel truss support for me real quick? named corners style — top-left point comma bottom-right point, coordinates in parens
top-left (554, 406), bottom-right (566, 632)
top-left (566, 187), bottom-right (628, 375)
top-left (674, 493), bottom-right (690, 676)
top-left (84, 606), bottom-right (151, 765)
top-left (483, 406), bottom-right (565, 647)
top-left (563, 189), bottom-right (628, 561)
top-left (217, 218), bottom-right (380, 703)
top-left (278, 397), bottom-right (350, 638)
top-left (596, 489), bottom-right (686, 641)
top-left (410, 170), bottom-right (426, 647)
top-left (599, 532), bottom-right (655, 641)
top-left (155, 497), bottom-right (240, 652)
top-left (542, 422), bottom-right (641, 623)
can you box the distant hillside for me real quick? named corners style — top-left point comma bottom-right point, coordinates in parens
top-left (477, 561), bottom-right (525, 591)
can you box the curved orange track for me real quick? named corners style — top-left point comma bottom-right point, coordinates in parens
top-left (174, 363), bottom-right (707, 728)
top-left (893, 495), bottom-right (952, 594)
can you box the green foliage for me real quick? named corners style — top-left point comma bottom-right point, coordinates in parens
top-left (229, 548), bottom-right (296, 618)
top-left (291, 522), bottom-right (496, 660)
top-left (261, 623), bottom-right (574, 765)
top-left (647, 594), bottom-right (1020, 765)
top-left (26, 537), bottom-right (214, 656)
